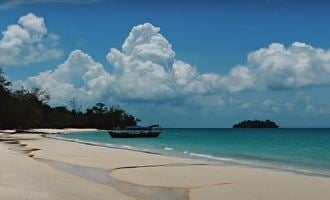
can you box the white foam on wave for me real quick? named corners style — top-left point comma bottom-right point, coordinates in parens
top-left (188, 152), bottom-right (330, 177)
top-left (121, 145), bottom-right (133, 149)
top-left (51, 135), bottom-right (159, 155)
top-left (53, 136), bottom-right (113, 148)
top-left (188, 152), bottom-right (271, 166)
top-left (50, 135), bottom-right (330, 177)
top-left (189, 152), bottom-right (236, 162)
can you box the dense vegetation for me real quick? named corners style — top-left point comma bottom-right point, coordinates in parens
top-left (233, 119), bottom-right (279, 128)
top-left (0, 67), bottom-right (139, 130)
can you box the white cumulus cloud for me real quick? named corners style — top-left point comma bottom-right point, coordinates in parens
top-left (21, 22), bottom-right (255, 106)
top-left (18, 22), bottom-right (330, 112)
top-left (106, 23), bottom-right (255, 102)
top-left (245, 42), bottom-right (330, 89)
top-left (19, 50), bottom-right (114, 105)
top-left (0, 13), bottom-right (62, 67)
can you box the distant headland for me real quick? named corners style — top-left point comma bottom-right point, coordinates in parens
top-left (233, 119), bottom-right (279, 128)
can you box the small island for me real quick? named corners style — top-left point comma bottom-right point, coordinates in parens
top-left (233, 119), bottom-right (279, 128)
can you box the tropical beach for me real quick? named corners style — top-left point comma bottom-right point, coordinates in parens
top-left (1, 130), bottom-right (330, 200)
top-left (1, 1), bottom-right (330, 199)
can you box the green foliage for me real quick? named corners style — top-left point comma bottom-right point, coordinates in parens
top-left (233, 119), bottom-right (279, 128)
top-left (0, 67), bottom-right (11, 90)
top-left (0, 67), bottom-right (139, 129)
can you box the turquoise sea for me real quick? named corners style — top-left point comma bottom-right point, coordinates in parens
top-left (58, 128), bottom-right (330, 176)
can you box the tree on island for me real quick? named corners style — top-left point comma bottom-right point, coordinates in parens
top-left (0, 66), bottom-right (139, 130)
top-left (233, 119), bottom-right (279, 128)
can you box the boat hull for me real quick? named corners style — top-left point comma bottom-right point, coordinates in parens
top-left (108, 131), bottom-right (160, 138)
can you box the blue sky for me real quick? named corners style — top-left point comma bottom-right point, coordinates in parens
top-left (1, 0), bottom-right (330, 127)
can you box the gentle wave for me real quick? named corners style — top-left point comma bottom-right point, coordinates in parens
top-left (52, 135), bottom-right (280, 166)
top-left (51, 135), bottom-right (330, 177)
top-left (49, 135), bottom-right (159, 155)
top-left (189, 152), bottom-right (236, 162)
top-left (121, 145), bottom-right (134, 149)
top-left (188, 152), bottom-right (330, 177)
top-left (187, 152), bottom-right (261, 166)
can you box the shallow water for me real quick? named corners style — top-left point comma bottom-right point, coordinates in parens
top-left (59, 128), bottom-right (330, 176)
top-left (38, 158), bottom-right (188, 200)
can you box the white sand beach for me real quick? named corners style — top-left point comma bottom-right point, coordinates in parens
top-left (31, 128), bottom-right (99, 134)
top-left (1, 131), bottom-right (330, 200)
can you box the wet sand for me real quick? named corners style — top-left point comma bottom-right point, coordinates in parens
top-left (1, 132), bottom-right (330, 200)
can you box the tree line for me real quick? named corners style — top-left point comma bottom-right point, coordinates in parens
top-left (233, 119), bottom-right (279, 128)
top-left (0, 67), bottom-right (139, 130)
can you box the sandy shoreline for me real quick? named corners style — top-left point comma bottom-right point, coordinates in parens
top-left (1, 131), bottom-right (330, 200)
top-left (0, 128), bottom-right (98, 134)
top-left (31, 128), bottom-right (99, 134)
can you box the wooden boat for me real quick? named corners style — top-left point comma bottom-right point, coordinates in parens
top-left (108, 125), bottom-right (161, 138)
